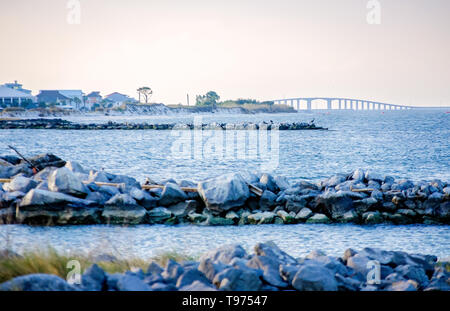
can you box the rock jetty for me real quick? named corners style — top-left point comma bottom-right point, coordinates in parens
top-left (0, 242), bottom-right (448, 291)
top-left (0, 153), bottom-right (448, 226)
top-left (0, 119), bottom-right (327, 130)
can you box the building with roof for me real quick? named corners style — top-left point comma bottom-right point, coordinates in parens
top-left (0, 85), bottom-right (35, 108)
top-left (2, 80), bottom-right (32, 94)
top-left (104, 92), bottom-right (138, 107)
top-left (58, 90), bottom-right (85, 110)
top-left (85, 92), bottom-right (102, 107)
top-left (36, 90), bottom-right (87, 110)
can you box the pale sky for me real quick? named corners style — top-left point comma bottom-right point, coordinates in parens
top-left (1, 0), bottom-right (449, 106)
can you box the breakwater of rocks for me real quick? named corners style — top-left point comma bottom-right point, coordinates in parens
top-left (1, 153), bottom-right (448, 226)
top-left (0, 242), bottom-right (448, 291)
top-left (0, 118), bottom-right (327, 130)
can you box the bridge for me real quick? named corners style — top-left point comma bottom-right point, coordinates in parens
top-left (273, 97), bottom-right (414, 111)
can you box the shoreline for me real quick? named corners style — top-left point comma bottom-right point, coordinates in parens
top-left (0, 241), bottom-right (448, 291)
top-left (1, 153), bottom-right (448, 226)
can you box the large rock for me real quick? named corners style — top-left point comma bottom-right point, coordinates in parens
top-left (48, 167), bottom-right (88, 198)
top-left (213, 267), bottom-right (263, 291)
top-left (176, 269), bottom-right (210, 288)
top-left (158, 182), bottom-right (188, 206)
top-left (147, 207), bottom-right (172, 223)
top-left (0, 274), bottom-right (75, 291)
top-left (198, 173), bottom-right (250, 212)
top-left (19, 188), bottom-right (91, 210)
top-left (316, 191), bottom-right (361, 219)
top-left (27, 153), bottom-right (66, 171)
top-left (259, 190), bottom-right (277, 211)
top-left (2, 175), bottom-right (38, 193)
top-left (179, 280), bottom-right (217, 291)
top-left (199, 244), bottom-right (247, 265)
top-left (64, 161), bottom-right (88, 174)
top-left (292, 263), bottom-right (338, 291)
top-left (306, 213), bottom-right (330, 224)
top-left (247, 255), bottom-right (288, 288)
top-left (248, 211), bottom-right (275, 224)
top-left (102, 194), bottom-right (147, 224)
top-left (81, 264), bottom-right (106, 291)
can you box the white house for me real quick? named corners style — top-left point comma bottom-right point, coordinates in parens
top-left (0, 85), bottom-right (35, 107)
top-left (58, 90), bottom-right (85, 110)
top-left (104, 92), bottom-right (137, 108)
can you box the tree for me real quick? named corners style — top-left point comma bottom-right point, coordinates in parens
top-left (73, 97), bottom-right (82, 110)
top-left (137, 87), bottom-right (153, 104)
top-left (196, 91), bottom-right (220, 107)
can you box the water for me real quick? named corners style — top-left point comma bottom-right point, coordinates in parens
top-left (0, 109), bottom-right (449, 257)
top-left (0, 224), bottom-right (449, 259)
top-left (1, 110), bottom-right (449, 183)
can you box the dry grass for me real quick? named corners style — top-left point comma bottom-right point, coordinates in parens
top-left (0, 247), bottom-right (196, 284)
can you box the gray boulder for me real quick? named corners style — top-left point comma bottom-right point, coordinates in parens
top-left (81, 264), bottom-right (106, 291)
top-left (2, 175), bottom-right (38, 193)
top-left (179, 280), bottom-right (217, 291)
top-left (147, 207), bottom-right (172, 223)
top-left (158, 182), bottom-right (188, 206)
top-left (198, 173), bottom-right (250, 212)
top-left (259, 190), bottom-right (277, 211)
top-left (247, 255), bottom-right (288, 288)
top-left (176, 269), bottom-right (210, 288)
top-left (48, 167), bottom-right (88, 198)
top-left (103, 194), bottom-right (147, 224)
top-left (115, 274), bottom-right (151, 291)
top-left (292, 263), bottom-right (338, 291)
top-left (64, 161), bottom-right (88, 174)
top-left (213, 267), bottom-right (263, 291)
top-left (260, 173), bottom-right (279, 193)
top-left (199, 244), bottom-right (247, 265)
top-left (19, 189), bottom-right (90, 210)
top-left (0, 274), bottom-right (75, 291)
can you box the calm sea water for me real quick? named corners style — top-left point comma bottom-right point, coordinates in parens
top-left (0, 224), bottom-right (449, 259)
top-left (0, 110), bottom-right (449, 257)
top-left (1, 110), bottom-right (449, 183)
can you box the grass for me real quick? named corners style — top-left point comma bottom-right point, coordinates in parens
top-left (0, 247), bottom-right (197, 284)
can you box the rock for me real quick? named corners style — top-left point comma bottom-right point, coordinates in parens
top-left (162, 259), bottom-right (184, 283)
top-left (187, 212), bottom-right (207, 223)
top-left (371, 189), bottom-right (383, 201)
top-left (259, 190), bottom-right (277, 211)
top-left (0, 160), bottom-right (30, 179)
top-left (204, 215), bottom-right (234, 226)
top-left (225, 211), bottom-right (239, 222)
top-left (200, 244), bottom-right (247, 265)
top-left (351, 169), bottom-right (365, 182)
top-left (365, 171), bottom-right (383, 182)
top-left (247, 255), bottom-right (288, 288)
top-left (346, 254), bottom-right (371, 276)
top-left (19, 188), bottom-right (90, 210)
top-left (213, 267), bottom-right (263, 291)
top-left (176, 269), bottom-right (210, 288)
top-left (0, 155), bottom-right (21, 165)
top-left (306, 213), bottom-right (330, 224)
top-left (273, 176), bottom-right (290, 191)
top-left (316, 191), bottom-right (358, 219)
top-left (254, 242), bottom-right (298, 265)
top-left (259, 173), bottom-right (279, 193)
top-left (425, 266), bottom-right (450, 291)
top-left (157, 182), bottom-right (188, 206)
top-left (363, 211), bottom-right (384, 224)
top-left (166, 200), bottom-right (198, 218)
top-left (276, 210), bottom-right (296, 224)
top-left (146, 262), bottom-right (164, 276)
top-left (2, 175), bottom-right (38, 193)
top-left (368, 180), bottom-right (381, 190)
top-left (279, 264), bottom-right (300, 284)
top-left (385, 280), bottom-right (418, 291)
top-left (198, 173), bottom-right (250, 212)
top-left (147, 207), bottom-right (172, 223)
top-left (285, 196), bottom-right (308, 213)
top-left (248, 211), bottom-right (275, 224)
top-left (109, 175), bottom-right (140, 189)
top-left (64, 161), bottom-right (88, 174)
top-left (48, 167), bottom-right (88, 198)
top-left (339, 210), bottom-right (359, 223)
top-left (179, 280), bottom-right (217, 291)
top-left (292, 263), bottom-right (338, 291)
top-left (88, 170), bottom-right (110, 183)
top-left (115, 274), bottom-right (151, 291)
top-left (0, 274), bottom-right (75, 291)
top-left (324, 175), bottom-right (347, 187)
top-left (395, 265), bottom-right (429, 288)
top-left (82, 264), bottom-right (106, 291)
top-left (295, 208), bottom-right (313, 221)
top-left (198, 258), bottom-right (227, 282)
top-left (26, 153), bottom-right (66, 171)
top-left (103, 195), bottom-right (147, 224)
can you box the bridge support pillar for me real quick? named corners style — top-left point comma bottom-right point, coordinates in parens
top-left (307, 99), bottom-right (312, 110)
top-left (327, 99), bottom-right (332, 110)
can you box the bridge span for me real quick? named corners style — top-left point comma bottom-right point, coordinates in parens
top-left (273, 97), bottom-right (414, 111)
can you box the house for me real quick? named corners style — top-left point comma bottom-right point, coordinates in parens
top-left (0, 85), bottom-right (35, 107)
top-left (58, 90), bottom-right (85, 110)
top-left (85, 92), bottom-right (102, 106)
top-left (104, 92), bottom-right (137, 107)
top-left (36, 90), bottom-right (71, 108)
top-left (2, 80), bottom-right (32, 95)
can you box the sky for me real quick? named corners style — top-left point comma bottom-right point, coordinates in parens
top-left (1, 0), bottom-right (449, 107)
